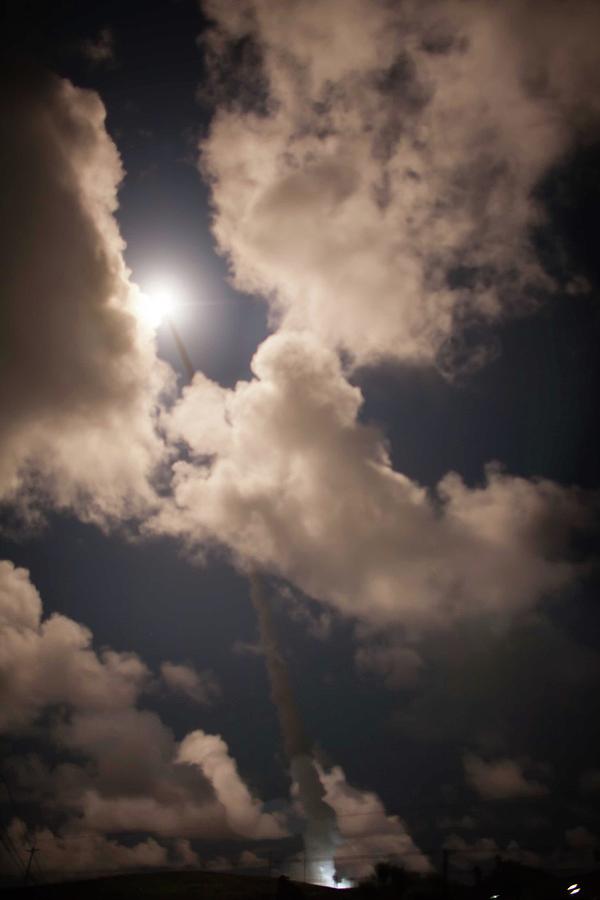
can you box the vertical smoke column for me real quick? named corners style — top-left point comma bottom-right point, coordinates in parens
top-left (249, 574), bottom-right (340, 885)
top-left (163, 311), bottom-right (340, 882)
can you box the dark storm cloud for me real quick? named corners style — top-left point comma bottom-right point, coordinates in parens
top-left (0, 62), bottom-right (170, 524)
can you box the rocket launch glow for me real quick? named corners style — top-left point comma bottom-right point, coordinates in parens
top-left (151, 299), bottom-right (345, 885)
top-left (249, 574), bottom-right (342, 887)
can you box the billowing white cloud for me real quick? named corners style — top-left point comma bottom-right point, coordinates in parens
top-left (178, 730), bottom-right (287, 838)
top-left (0, 64), bottom-right (170, 524)
top-left (152, 331), bottom-right (588, 629)
top-left (463, 754), bottom-right (549, 800)
top-left (0, 561), bottom-right (150, 733)
top-left (160, 661), bottom-right (221, 705)
top-left (67, 720), bottom-right (284, 840)
top-left (319, 764), bottom-right (431, 880)
top-left (200, 0), bottom-right (600, 372)
top-left (0, 561), bottom-right (284, 845)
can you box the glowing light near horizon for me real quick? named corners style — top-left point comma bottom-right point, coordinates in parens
top-left (137, 279), bottom-right (182, 328)
top-left (568, 885), bottom-right (581, 895)
top-left (313, 860), bottom-right (353, 890)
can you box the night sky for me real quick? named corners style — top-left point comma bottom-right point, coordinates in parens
top-left (1, 0), bottom-right (599, 887)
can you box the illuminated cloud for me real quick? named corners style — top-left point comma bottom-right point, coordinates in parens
top-left (319, 764), bottom-right (431, 879)
top-left (0, 561), bottom-right (284, 843)
top-left (200, 0), bottom-right (600, 372)
top-left (178, 730), bottom-right (287, 838)
top-left (463, 754), bottom-right (549, 800)
top-left (160, 661), bottom-right (222, 705)
top-left (0, 63), bottom-right (170, 525)
top-left (355, 643), bottom-right (424, 689)
top-left (0, 561), bottom-right (150, 733)
top-left (80, 27), bottom-right (116, 66)
top-left (153, 332), bottom-right (588, 628)
top-left (443, 833), bottom-right (541, 869)
top-left (7, 818), bottom-right (169, 876)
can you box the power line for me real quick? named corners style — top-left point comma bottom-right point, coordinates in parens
top-left (0, 771), bottom-right (40, 884)
top-left (23, 845), bottom-right (39, 886)
top-left (0, 826), bottom-right (27, 879)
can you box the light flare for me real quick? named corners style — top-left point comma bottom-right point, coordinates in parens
top-left (137, 279), bottom-right (183, 328)
top-left (311, 858), bottom-right (353, 889)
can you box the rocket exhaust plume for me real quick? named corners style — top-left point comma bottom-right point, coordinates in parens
top-left (157, 306), bottom-right (343, 882)
top-left (249, 574), bottom-right (340, 886)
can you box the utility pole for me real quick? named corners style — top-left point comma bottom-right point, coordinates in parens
top-left (23, 846), bottom-right (38, 885)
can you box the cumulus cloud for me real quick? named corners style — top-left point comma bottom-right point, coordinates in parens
top-left (64, 719), bottom-right (285, 840)
top-left (463, 754), bottom-right (549, 800)
top-left (80, 28), bottom-right (116, 66)
top-left (6, 818), bottom-right (168, 877)
top-left (0, 561), bottom-right (284, 845)
top-left (177, 730), bottom-right (287, 838)
top-left (238, 849), bottom-right (267, 869)
top-left (0, 63), bottom-right (169, 524)
top-left (356, 642), bottom-right (424, 689)
top-left (160, 661), bottom-right (221, 705)
top-left (395, 615), bottom-right (600, 747)
top-left (443, 833), bottom-right (541, 870)
top-left (318, 764), bottom-right (431, 880)
top-left (278, 586), bottom-right (333, 641)
top-left (152, 331), bottom-right (588, 629)
top-left (0, 560), bottom-right (150, 733)
top-left (200, 0), bottom-right (600, 372)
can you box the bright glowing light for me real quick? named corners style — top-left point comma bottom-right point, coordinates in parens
top-left (137, 279), bottom-right (182, 328)
top-left (311, 860), bottom-right (353, 889)
top-left (334, 878), bottom-right (354, 890)
top-left (568, 886), bottom-right (581, 895)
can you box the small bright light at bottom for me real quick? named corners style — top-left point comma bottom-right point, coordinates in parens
top-left (313, 860), bottom-right (353, 890)
top-left (568, 885), bottom-right (581, 895)
top-left (137, 280), bottom-right (181, 328)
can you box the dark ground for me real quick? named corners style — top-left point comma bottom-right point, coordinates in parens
top-left (0, 869), bottom-right (341, 900)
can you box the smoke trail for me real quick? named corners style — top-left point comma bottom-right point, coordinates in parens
top-left (249, 574), bottom-right (340, 886)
